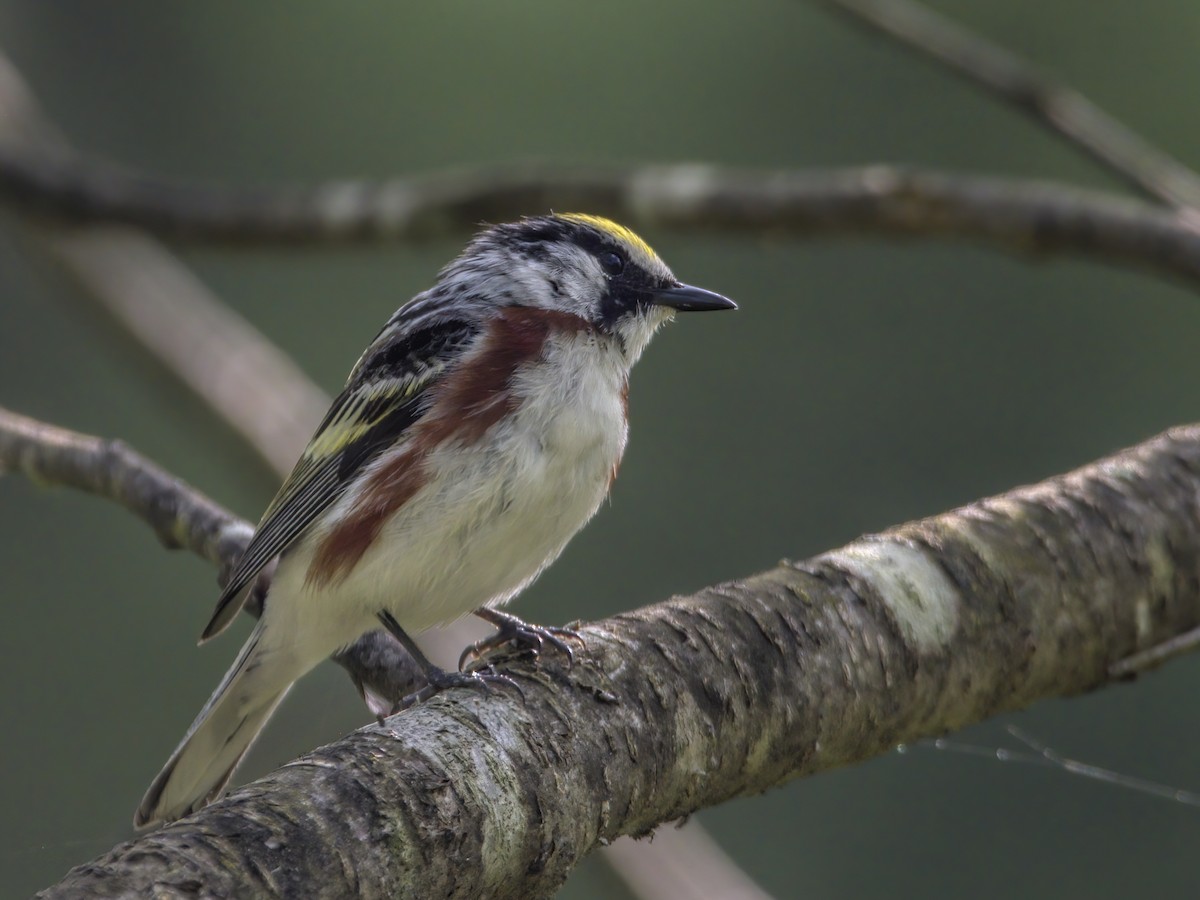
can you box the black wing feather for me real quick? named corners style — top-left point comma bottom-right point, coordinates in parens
top-left (200, 316), bottom-right (479, 641)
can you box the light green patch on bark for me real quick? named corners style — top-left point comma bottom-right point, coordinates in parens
top-left (829, 540), bottom-right (961, 651)
top-left (1139, 535), bottom-right (1174, 643)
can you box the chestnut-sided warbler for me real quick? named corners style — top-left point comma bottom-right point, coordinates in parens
top-left (135, 213), bottom-right (736, 827)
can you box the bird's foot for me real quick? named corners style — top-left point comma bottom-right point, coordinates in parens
top-left (387, 665), bottom-right (522, 716)
top-left (459, 608), bottom-right (583, 673)
top-left (374, 609), bottom-right (522, 716)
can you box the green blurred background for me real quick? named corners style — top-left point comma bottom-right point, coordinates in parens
top-left (3, 1), bottom-right (1200, 896)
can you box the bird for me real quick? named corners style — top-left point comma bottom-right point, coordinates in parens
top-left (135, 213), bottom-right (736, 828)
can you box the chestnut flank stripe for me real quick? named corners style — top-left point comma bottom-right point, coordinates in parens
top-left (305, 307), bottom-right (592, 587)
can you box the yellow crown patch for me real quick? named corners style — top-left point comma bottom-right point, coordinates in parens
top-left (556, 213), bottom-right (662, 271)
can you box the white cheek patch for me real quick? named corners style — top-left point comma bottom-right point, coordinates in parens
top-left (539, 245), bottom-right (605, 319)
top-left (824, 540), bottom-right (961, 652)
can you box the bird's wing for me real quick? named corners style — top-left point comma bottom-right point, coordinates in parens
top-left (200, 315), bottom-right (480, 641)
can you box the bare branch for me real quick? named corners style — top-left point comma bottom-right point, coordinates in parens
top-left (818, 0), bottom-right (1200, 212)
top-left (0, 407), bottom-right (250, 568)
top-left (0, 405), bottom-right (427, 710)
top-left (16, 402), bottom-right (1200, 896)
top-left (1108, 623), bottom-right (1200, 677)
top-left (5, 153), bottom-right (1200, 287)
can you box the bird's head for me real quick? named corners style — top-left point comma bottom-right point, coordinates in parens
top-left (437, 213), bottom-right (736, 363)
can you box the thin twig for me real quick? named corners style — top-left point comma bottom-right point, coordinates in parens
top-left (818, 0), bottom-right (1200, 213)
top-left (1109, 624), bottom-right (1200, 678)
top-left (917, 725), bottom-right (1200, 807)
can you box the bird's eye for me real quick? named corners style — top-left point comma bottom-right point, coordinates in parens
top-left (599, 251), bottom-right (625, 277)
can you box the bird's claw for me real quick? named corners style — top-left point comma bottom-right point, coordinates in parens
top-left (459, 610), bottom-right (583, 673)
top-left (387, 665), bottom-right (523, 716)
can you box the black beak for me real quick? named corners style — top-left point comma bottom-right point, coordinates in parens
top-left (651, 282), bottom-right (737, 312)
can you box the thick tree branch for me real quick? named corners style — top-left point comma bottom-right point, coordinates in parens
top-left (818, 0), bottom-right (1200, 212)
top-left (0, 406), bottom-right (764, 896)
top-left (13, 404), bottom-right (1200, 897)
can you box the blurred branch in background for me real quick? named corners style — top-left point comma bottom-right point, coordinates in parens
top-left (603, 823), bottom-right (776, 900)
top-left (47, 232), bottom-right (327, 474)
top-left (5, 152), bottom-right (1200, 286)
top-left (0, 4), bottom-right (1198, 283)
top-left (15, 405), bottom-right (1200, 897)
top-left (818, 0), bottom-right (1200, 213)
top-left (0, 54), bottom-right (327, 476)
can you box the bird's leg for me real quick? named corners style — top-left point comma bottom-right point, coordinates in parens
top-left (458, 607), bottom-right (583, 673)
top-left (377, 610), bottom-right (520, 716)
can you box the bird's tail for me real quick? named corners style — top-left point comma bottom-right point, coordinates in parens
top-left (134, 620), bottom-right (297, 828)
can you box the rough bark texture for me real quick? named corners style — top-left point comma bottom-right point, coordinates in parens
top-left (32, 423), bottom-right (1200, 898)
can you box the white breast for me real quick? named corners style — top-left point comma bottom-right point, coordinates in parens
top-left (272, 330), bottom-right (629, 650)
